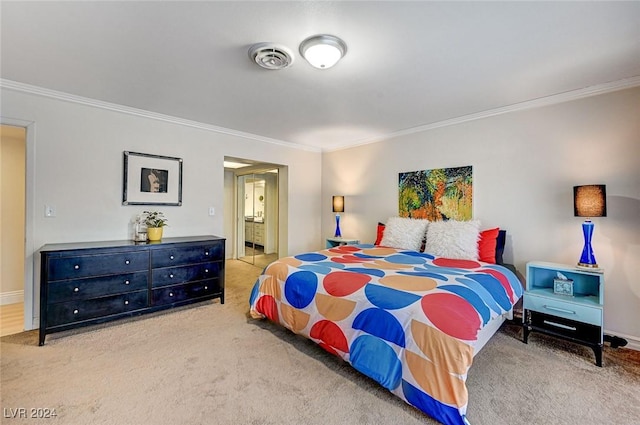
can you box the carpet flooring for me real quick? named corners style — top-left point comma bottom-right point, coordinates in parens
top-left (1, 260), bottom-right (638, 425)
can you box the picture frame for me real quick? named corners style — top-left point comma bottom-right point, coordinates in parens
top-left (553, 278), bottom-right (574, 296)
top-left (398, 166), bottom-right (473, 221)
top-left (122, 151), bottom-right (183, 206)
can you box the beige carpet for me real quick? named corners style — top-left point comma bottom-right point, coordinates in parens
top-left (2, 260), bottom-right (639, 425)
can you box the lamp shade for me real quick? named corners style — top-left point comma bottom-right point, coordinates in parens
top-left (332, 196), bottom-right (344, 213)
top-left (574, 185), bottom-right (607, 217)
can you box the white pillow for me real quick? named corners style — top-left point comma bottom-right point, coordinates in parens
top-left (424, 220), bottom-right (481, 260)
top-left (380, 217), bottom-right (429, 251)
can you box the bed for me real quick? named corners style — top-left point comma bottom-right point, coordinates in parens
top-left (249, 222), bottom-right (523, 425)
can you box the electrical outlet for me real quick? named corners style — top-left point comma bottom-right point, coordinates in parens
top-left (44, 205), bottom-right (56, 217)
top-left (208, 207), bottom-right (215, 216)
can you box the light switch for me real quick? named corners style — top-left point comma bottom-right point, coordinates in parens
top-left (208, 207), bottom-right (215, 216)
top-left (45, 205), bottom-right (56, 217)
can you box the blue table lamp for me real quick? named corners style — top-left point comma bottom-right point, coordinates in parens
top-left (332, 196), bottom-right (344, 237)
top-left (573, 185), bottom-right (606, 269)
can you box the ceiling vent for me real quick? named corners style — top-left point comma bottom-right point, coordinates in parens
top-left (248, 43), bottom-right (294, 70)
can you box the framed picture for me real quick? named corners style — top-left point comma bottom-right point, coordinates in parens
top-left (399, 165), bottom-right (472, 221)
top-left (553, 278), bottom-right (574, 296)
top-left (122, 151), bottom-right (182, 206)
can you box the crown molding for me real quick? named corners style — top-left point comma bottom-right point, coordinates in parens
top-left (324, 75), bottom-right (640, 152)
top-left (0, 79), bottom-right (321, 153)
top-left (3, 76), bottom-right (638, 154)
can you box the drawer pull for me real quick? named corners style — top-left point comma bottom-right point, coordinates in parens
top-left (73, 309), bottom-right (79, 314)
top-left (74, 287), bottom-right (79, 292)
top-left (543, 320), bottom-right (577, 331)
top-left (170, 255), bottom-right (174, 260)
top-left (74, 265), bottom-right (80, 270)
top-left (543, 305), bottom-right (576, 315)
top-left (125, 260), bottom-right (130, 265)
top-left (124, 280), bottom-right (130, 285)
top-left (204, 286), bottom-right (208, 290)
top-left (205, 269), bottom-right (209, 273)
top-left (169, 292), bottom-right (174, 297)
top-left (169, 274), bottom-right (174, 278)
top-left (205, 251), bottom-right (210, 256)
top-left (124, 300), bottom-right (129, 305)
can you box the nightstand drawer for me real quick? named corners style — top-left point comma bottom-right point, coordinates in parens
top-left (524, 293), bottom-right (602, 326)
top-left (529, 311), bottom-right (601, 344)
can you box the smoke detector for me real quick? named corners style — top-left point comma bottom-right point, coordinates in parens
top-left (248, 43), bottom-right (294, 70)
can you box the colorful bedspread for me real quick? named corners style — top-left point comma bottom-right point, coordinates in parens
top-left (249, 244), bottom-right (523, 425)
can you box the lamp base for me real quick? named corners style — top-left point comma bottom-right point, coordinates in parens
top-left (577, 262), bottom-right (600, 271)
top-left (578, 220), bottom-right (599, 269)
top-left (334, 214), bottom-right (342, 238)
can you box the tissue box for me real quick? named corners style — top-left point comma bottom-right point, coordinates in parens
top-left (553, 278), bottom-right (574, 296)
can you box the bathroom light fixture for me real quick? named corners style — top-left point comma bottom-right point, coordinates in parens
top-left (299, 34), bottom-right (347, 69)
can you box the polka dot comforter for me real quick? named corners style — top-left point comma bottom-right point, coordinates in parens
top-left (249, 244), bottom-right (523, 425)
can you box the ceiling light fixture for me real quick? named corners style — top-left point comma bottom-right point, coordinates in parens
top-left (299, 34), bottom-right (347, 69)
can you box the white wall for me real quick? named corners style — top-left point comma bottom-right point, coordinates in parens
top-left (1, 87), bottom-right (323, 329)
top-left (322, 87), bottom-right (640, 348)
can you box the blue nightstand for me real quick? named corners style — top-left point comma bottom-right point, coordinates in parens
top-left (326, 237), bottom-right (359, 248)
top-left (523, 261), bottom-right (604, 366)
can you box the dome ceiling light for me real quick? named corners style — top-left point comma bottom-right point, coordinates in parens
top-left (248, 42), bottom-right (294, 70)
top-left (299, 34), bottom-right (347, 69)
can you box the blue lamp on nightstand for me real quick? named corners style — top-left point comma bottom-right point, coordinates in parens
top-left (332, 196), bottom-right (344, 237)
top-left (573, 185), bottom-right (606, 269)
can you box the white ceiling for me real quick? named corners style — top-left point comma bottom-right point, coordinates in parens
top-left (2, 1), bottom-right (640, 151)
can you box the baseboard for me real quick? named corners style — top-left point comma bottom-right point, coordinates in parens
top-left (0, 290), bottom-right (24, 305)
top-left (605, 329), bottom-right (640, 351)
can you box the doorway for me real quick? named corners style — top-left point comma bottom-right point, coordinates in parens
top-left (0, 125), bottom-right (26, 336)
top-left (224, 157), bottom-right (282, 269)
top-left (237, 171), bottom-right (278, 269)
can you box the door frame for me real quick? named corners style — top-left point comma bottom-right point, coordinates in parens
top-left (225, 158), bottom-right (286, 264)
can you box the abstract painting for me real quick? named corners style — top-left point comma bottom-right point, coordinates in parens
top-left (399, 166), bottom-right (472, 221)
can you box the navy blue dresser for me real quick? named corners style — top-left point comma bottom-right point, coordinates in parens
top-left (39, 236), bottom-right (225, 345)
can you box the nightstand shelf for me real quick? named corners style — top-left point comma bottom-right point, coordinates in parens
top-left (525, 287), bottom-right (601, 307)
top-left (326, 237), bottom-right (360, 248)
top-left (523, 261), bottom-right (604, 366)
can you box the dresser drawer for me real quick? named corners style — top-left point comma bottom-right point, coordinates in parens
top-left (47, 272), bottom-right (149, 303)
top-left (46, 291), bottom-right (148, 327)
top-left (151, 262), bottom-right (223, 288)
top-left (152, 280), bottom-right (222, 306)
top-left (524, 293), bottom-right (602, 326)
top-left (529, 311), bottom-right (601, 344)
top-left (151, 242), bottom-right (224, 268)
top-left (48, 251), bottom-right (149, 281)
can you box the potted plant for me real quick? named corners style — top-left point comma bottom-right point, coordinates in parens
top-left (142, 210), bottom-right (168, 241)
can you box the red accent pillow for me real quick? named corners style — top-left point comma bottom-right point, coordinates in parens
top-left (375, 222), bottom-right (385, 245)
top-left (478, 227), bottom-right (500, 263)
